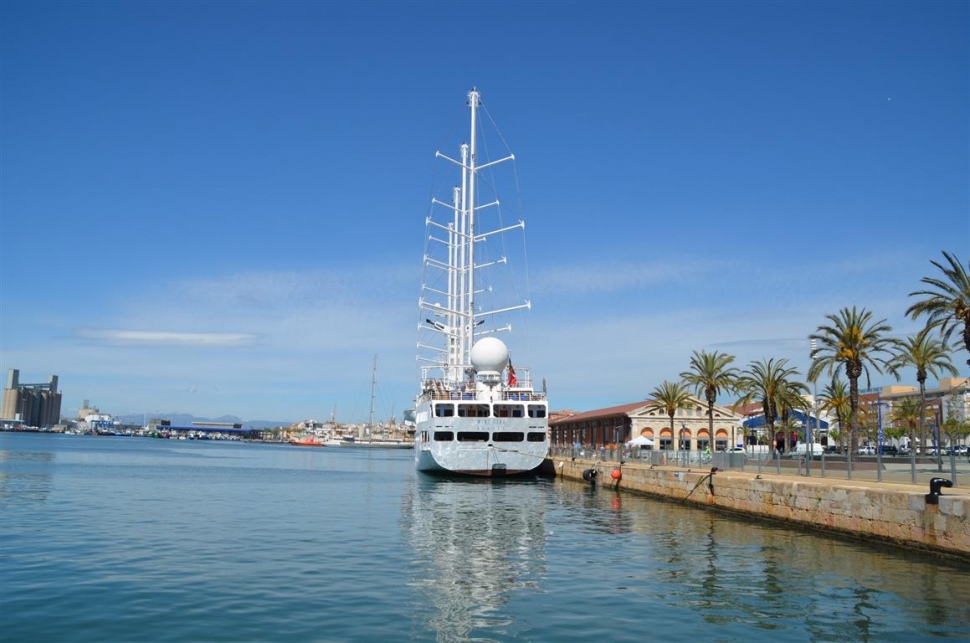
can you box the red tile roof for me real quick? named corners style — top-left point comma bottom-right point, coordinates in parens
top-left (549, 401), bottom-right (649, 425)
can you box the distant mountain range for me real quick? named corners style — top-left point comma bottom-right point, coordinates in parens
top-left (114, 412), bottom-right (290, 430)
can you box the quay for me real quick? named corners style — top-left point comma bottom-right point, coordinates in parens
top-left (548, 454), bottom-right (970, 563)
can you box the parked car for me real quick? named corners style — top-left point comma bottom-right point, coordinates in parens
top-left (787, 443), bottom-right (824, 459)
top-left (953, 445), bottom-right (968, 456)
top-left (880, 445), bottom-right (899, 456)
top-left (857, 445), bottom-right (876, 455)
top-left (824, 445), bottom-right (842, 454)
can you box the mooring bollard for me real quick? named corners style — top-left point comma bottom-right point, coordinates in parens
top-left (925, 477), bottom-right (953, 505)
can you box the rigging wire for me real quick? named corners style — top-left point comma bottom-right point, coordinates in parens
top-left (480, 100), bottom-right (536, 367)
top-left (417, 93), bottom-right (538, 380)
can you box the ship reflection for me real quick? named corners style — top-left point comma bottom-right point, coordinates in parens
top-left (401, 476), bottom-right (548, 643)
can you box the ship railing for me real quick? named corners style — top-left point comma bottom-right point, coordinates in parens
top-left (417, 389), bottom-right (547, 402)
top-left (418, 377), bottom-right (547, 403)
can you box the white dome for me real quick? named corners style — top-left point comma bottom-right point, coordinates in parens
top-left (470, 337), bottom-right (509, 373)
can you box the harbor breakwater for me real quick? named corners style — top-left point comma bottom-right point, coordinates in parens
top-left (548, 457), bottom-right (970, 562)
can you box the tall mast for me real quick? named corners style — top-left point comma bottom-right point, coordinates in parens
top-left (418, 88), bottom-right (524, 387)
top-left (464, 88), bottom-right (480, 371)
top-left (369, 354), bottom-right (377, 428)
top-left (450, 181), bottom-right (463, 383)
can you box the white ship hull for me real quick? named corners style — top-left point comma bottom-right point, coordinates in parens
top-left (414, 398), bottom-right (548, 477)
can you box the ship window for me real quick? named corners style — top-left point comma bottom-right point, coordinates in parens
top-left (457, 431), bottom-right (489, 442)
top-left (433, 431), bottom-right (454, 441)
top-left (434, 404), bottom-right (455, 417)
top-left (527, 432), bottom-right (547, 442)
top-left (492, 432), bottom-right (524, 442)
top-left (457, 404), bottom-right (490, 418)
top-left (527, 405), bottom-right (547, 418)
top-left (493, 404), bottom-right (522, 418)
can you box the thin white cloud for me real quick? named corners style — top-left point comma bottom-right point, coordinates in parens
top-left (74, 328), bottom-right (259, 347)
top-left (532, 260), bottom-right (712, 295)
top-left (28, 264), bottom-right (423, 419)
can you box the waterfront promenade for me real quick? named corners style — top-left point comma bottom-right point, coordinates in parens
top-left (552, 445), bottom-right (970, 487)
top-left (549, 451), bottom-right (970, 563)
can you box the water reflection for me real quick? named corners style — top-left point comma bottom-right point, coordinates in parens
top-left (402, 477), bottom-right (548, 642)
top-left (551, 478), bottom-right (970, 641)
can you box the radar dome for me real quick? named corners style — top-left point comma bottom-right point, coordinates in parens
top-left (470, 337), bottom-right (509, 373)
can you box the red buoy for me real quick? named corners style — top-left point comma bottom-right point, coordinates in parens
top-left (610, 467), bottom-right (622, 480)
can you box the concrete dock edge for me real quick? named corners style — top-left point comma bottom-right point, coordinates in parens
top-left (547, 457), bottom-right (970, 563)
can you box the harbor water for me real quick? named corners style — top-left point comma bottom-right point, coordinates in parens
top-left (1, 433), bottom-right (968, 642)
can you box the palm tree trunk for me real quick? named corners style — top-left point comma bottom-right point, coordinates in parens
top-left (909, 419), bottom-right (916, 479)
top-left (762, 399), bottom-right (773, 453)
top-left (848, 375), bottom-right (860, 452)
top-left (918, 379), bottom-right (926, 468)
top-left (669, 415), bottom-right (677, 452)
top-left (707, 394), bottom-right (715, 450)
top-left (847, 372), bottom-right (859, 475)
top-left (836, 410), bottom-right (844, 450)
top-left (963, 325), bottom-right (970, 370)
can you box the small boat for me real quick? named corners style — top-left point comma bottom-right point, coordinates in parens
top-left (329, 436), bottom-right (413, 449)
top-left (289, 435), bottom-right (327, 447)
top-left (325, 357), bottom-right (413, 449)
top-left (413, 89), bottom-right (549, 477)
top-left (324, 435), bottom-right (357, 447)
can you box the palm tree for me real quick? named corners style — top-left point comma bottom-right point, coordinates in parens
top-left (680, 350), bottom-right (739, 448)
top-left (940, 390), bottom-right (970, 452)
top-left (808, 307), bottom-right (901, 453)
top-left (818, 377), bottom-right (850, 451)
top-left (777, 380), bottom-right (811, 450)
top-left (735, 358), bottom-right (803, 452)
top-left (883, 422), bottom-right (908, 448)
top-left (890, 397), bottom-right (922, 456)
top-left (907, 250), bottom-right (970, 369)
top-left (645, 380), bottom-right (693, 451)
top-left (889, 328), bottom-right (958, 471)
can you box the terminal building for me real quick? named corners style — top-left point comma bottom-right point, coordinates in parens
top-left (550, 395), bottom-right (744, 451)
top-left (1, 369), bottom-right (63, 428)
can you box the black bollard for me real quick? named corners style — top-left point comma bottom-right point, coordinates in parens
top-left (925, 477), bottom-right (953, 505)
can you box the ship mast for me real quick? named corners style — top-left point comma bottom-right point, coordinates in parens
top-left (420, 88), bottom-right (525, 387)
top-left (463, 88), bottom-right (479, 377)
top-left (369, 354), bottom-right (377, 429)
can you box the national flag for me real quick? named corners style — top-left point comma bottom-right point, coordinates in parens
top-left (507, 360), bottom-right (517, 387)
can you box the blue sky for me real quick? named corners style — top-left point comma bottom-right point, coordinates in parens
top-left (2, 1), bottom-right (967, 424)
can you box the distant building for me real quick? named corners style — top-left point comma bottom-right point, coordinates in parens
top-left (1, 369), bottom-right (63, 427)
top-left (860, 377), bottom-right (970, 447)
top-left (549, 395), bottom-right (744, 451)
top-left (77, 399), bottom-right (101, 420)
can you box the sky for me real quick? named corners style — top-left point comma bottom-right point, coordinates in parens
top-left (2, 1), bottom-right (968, 425)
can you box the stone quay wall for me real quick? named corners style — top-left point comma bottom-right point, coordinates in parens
top-left (549, 457), bottom-right (970, 562)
